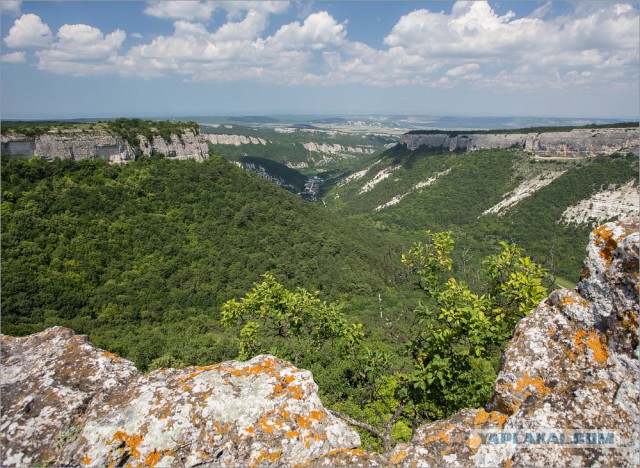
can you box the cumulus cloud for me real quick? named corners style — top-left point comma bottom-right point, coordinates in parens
top-left (0, 0), bottom-right (21, 14)
top-left (264, 11), bottom-right (346, 50)
top-left (0, 51), bottom-right (26, 63)
top-left (144, 0), bottom-right (289, 21)
top-left (36, 24), bottom-right (126, 75)
top-left (4, 14), bottom-right (53, 48)
top-left (144, 1), bottom-right (217, 21)
top-left (4, 1), bottom-right (638, 93)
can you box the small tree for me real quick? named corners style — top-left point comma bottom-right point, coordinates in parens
top-left (403, 231), bottom-right (548, 418)
top-left (221, 273), bottom-right (363, 366)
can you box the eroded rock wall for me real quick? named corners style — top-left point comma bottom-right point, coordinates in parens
top-left (1, 129), bottom-right (209, 163)
top-left (402, 127), bottom-right (639, 156)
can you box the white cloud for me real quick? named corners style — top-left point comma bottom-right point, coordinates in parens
top-left (5, 0), bottom-right (637, 95)
top-left (265, 11), bottom-right (346, 50)
top-left (143, 1), bottom-right (289, 21)
top-left (37, 24), bottom-right (126, 75)
top-left (0, 51), bottom-right (26, 63)
top-left (0, 0), bottom-right (21, 14)
top-left (4, 14), bottom-right (53, 48)
top-left (144, 1), bottom-right (217, 21)
top-left (446, 63), bottom-right (480, 77)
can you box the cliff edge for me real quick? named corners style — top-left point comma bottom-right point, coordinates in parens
top-left (1, 220), bottom-right (638, 466)
top-left (1, 128), bottom-right (209, 164)
top-left (401, 127), bottom-right (639, 157)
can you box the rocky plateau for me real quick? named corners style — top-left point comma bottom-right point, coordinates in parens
top-left (402, 127), bottom-right (639, 157)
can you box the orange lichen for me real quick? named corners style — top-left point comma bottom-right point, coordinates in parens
top-left (245, 426), bottom-right (255, 434)
top-left (284, 374), bottom-right (295, 384)
top-left (474, 409), bottom-right (509, 427)
top-left (474, 409), bottom-right (490, 424)
top-left (466, 433), bottom-right (482, 451)
top-left (574, 330), bottom-right (609, 363)
top-left (252, 450), bottom-right (282, 464)
top-left (593, 225), bottom-right (618, 266)
top-left (423, 424), bottom-right (455, 444)
top-left (144, 450), bottom-right (163, 467)
top-left (515, 372), bottom-right (550, 396)
top-left (181, 384), bottom-right (192, 392)
top-left (309, 410), bottom-right (325, 421)
top-left (296, 416), bottom-right (311, 429)
top-left (505, 459), bottom-right (513, 468)
top-left (258, 414), bottom-right (284, 434)
top-left (83, 455), bottom-right (91, 465)
top-left (621, 310), bottom-right (638, 331)
top-left (111, 431), bottom-right (143, 460)
top-left (585, 331), bottom-right (609, 363)
top-left (286, 430), bottom-right (300, 439)
top-left (102, 351), bottom-right (120, 361)
top-left (389, 448), bottom-right (409, 465)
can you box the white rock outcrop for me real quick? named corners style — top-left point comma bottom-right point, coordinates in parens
top-left (1, 129), bottom-right (209, 163)
top-left (402, 128), bottom-right (639, 157)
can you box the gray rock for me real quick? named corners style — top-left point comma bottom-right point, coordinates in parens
top-left (402, 128), bottom-right (639, 157)
top-left (0, 330), bottom-right (359, 467)
top-left (1, 128), bottom-right (208, 163)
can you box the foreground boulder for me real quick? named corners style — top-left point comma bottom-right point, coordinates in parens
top-left (1, 220), bottom-right (638, 466)
top-left (0, 331), bottom-right (359, 467)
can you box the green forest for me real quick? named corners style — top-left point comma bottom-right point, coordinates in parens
top-left (2, 120), bottom-right (637, 451)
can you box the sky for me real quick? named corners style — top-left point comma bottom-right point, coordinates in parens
top-left (1, 1), bottom-right (638, 119)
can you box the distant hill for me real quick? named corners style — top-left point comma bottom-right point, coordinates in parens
top-left (323, 144), bottom-right (638, 283)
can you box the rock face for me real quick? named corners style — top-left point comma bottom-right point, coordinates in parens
top-left (302, 142), bottom-right (375, 154)
top-left (204, 134), bottom-right (267, 146)
top-left (1, 129), bottom-right (209, 163)
top-left (402, 127), bottom-right (639, 157)
top-left (0, 330), bottom-right (359, 467)
top-left (1, 220), bottom-right (638, 467)
top-left (137, 130), bottom-right (208, 162)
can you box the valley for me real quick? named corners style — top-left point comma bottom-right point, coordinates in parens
top-left (1, 116), bottom-right (637, 454)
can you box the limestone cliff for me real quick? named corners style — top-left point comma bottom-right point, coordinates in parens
top-left (1, 128), bottom-right (209, 163)
top-left (401, 127), bottom-right (639, 157)
top-left (1, 220), bottom-right (638, 467)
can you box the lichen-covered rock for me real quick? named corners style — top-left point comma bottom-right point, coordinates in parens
top-left (0, 330), bottom-right (359, 467)
top-left (388, 220), bottom-right (639, 466)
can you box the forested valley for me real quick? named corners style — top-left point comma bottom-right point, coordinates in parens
top-left (2, 121), bottom-right (637, 451)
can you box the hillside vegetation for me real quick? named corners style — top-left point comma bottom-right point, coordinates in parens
top-left (1, 156), bottom-right (413, 371)
top-left (324, 146), bottom-right (637, 283)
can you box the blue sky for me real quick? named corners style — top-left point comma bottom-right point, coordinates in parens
top-left (1, 1), bottom-right (638, 119)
